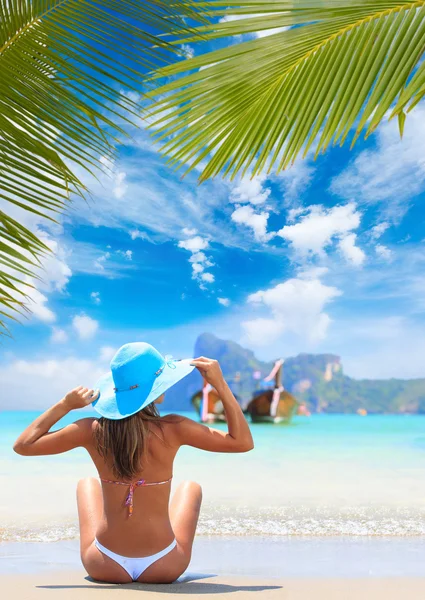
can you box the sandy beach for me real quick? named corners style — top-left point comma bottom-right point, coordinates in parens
top-left (2, 571), bottom-right (425, 600)
top-left (3, 414), bottom-right (425, 598)
top-left (2, 536), bottom-right (425, 599)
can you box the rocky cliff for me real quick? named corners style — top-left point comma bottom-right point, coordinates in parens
top-left (163, 333), bottom-right (425, 414)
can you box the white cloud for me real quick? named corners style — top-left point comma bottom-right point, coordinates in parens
top-left (298, 266), bottom-right (329, 280)
top-left (7, 237), bottom-right (70, 326)
top-left (99, 155), bottom-right (113, 171)
top-left (121, 90), bottom-right (141, 104)
top-left (338, 233), bottom-right (366, 266)
top-left (201, 272), bottom-right (215, 283)
top-left (117, 249), bottom-right (133, 261)
top-left (178, 236), bottom-right (215, 288)
top-left (3, 218), bottom-right (72, 326)
top-left (100, 155), bottom-right (128, 199)
top-left (178, 236), bottom-right (209, 253)
top-left (181, 44), bottom-right (194, 59)
top-left (94, 251), bottom-right (111, 272)
top-left (275, 160), bottom-right (315, 207)
top-left (241, 316), bottom-right (285, 347)
top-left (330, 105), bottom-right (425, 220)
top-left (37, 236), bottom-right (72, 294)
top-left (182, 227), bottom-right (197, 236)
top-left (0, 347), bottom-right (112, 410)
top-left (68, 243), bottom-right (136, 279)
top-left (228, 175), bottom-right (275, 242)
top-left (189, 252), bottom-right (208, 265)
top-left (25, 287), bottom-right (56, 323)
top-left (241, 273), bottom-right (341, 347)
top-left (375, 244), bottom-right (393, 260)
top-left (218, 297), bottom-right (230, 307)
top-left (277, 203), bottom-right (362, 259)
top-left (113, 171), bottom-right (127, 199)
top-left (191, 263), bottom-right (204, 275)
top-left (370, 222), bottom-right (390, 240)
top-left (99, 346), bottom-right (116, 362)
top-left (94, 248), bottom-right (133, 270)
top-left (90, 291), bottom-right (101, 305)
top-left (0, 189), bottom-right (73, 328)
top-left (50, 327), bottom-right (68, 343)
top-left (229, 175), bottom-right (271, 206)
top-left (231, 205), bottom-right (271, 242)
top-left (129, 229), bottom-right (148, 241)
top-left (68, 137), bottom-right (256, 253)
top-left (72, 314), bottom-right (99, 340)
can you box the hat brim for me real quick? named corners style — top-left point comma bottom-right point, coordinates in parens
top-left (92, 359), bottom-right (195, 420)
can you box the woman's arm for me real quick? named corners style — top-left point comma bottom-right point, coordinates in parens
top-left (175, 357), bottom-right (254, 453)
top-left (13, 386), bottom-right (98, 456)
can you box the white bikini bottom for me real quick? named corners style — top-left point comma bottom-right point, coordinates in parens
top-left (94, 537), bottom-right (177, 581)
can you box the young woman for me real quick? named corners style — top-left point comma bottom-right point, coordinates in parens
top-left (13, 342), bottom-right (253, 584)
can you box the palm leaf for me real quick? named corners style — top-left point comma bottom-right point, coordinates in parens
top-left (1, 0), bottom-right (205, 334)
top-left (146, 1), bottom-right (425, 181)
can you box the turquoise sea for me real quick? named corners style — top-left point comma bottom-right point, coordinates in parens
top-left (2, 411), bottom-right (425, 542)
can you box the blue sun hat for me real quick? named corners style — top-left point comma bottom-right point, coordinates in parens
top-left (92, 342), bottom-right (195, 420)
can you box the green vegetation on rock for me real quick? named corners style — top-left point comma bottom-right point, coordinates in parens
top-left (164, 333), bottom-right (425, 414)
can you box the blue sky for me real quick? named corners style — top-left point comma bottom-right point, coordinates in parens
top-left (2, 34), bottom-right (425, 409)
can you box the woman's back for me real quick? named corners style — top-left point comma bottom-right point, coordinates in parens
top-left (86, 416), bottom-right (180, 556)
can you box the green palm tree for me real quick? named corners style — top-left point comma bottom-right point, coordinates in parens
top-left (147, 0), bottom-right (425, 181)
top-left (0, 0), bottom-right (204, 334)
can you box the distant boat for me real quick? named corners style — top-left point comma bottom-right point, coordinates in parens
top-left (246, 359), bottom-right (299, 424)
top-left (191, 378), bottom-right (227, 423)
top-left (297, 403), bottom-right (311, 417)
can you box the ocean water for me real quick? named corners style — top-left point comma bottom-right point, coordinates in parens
top-left (1, 411), bottom-right (425, 542)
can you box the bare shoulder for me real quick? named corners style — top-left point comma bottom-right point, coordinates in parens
top-left (160, 414), bottom-right (193, 428)
top-left (159, 414), bottom-right (194, 444)
top-left (159, 413), bottom-right (187, 431)
top-left (160, 413), bottom-right (186, 423)
top-left (75, 416), bottom-right (98, 429)
top-left (73, 417), bottom-right (98, 444)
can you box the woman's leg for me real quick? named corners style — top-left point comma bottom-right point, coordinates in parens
top-left (169, 480), bottom-right (203, 559)
top-left (138, 481), bottom-right (202, 583)
top-left (76, 477), bottom-right (131, 583)
top-left (76, 477), bottom-right (103, 557)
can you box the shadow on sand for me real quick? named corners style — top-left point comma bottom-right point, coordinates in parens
top-left (37, 573), bottom-right (283, 594)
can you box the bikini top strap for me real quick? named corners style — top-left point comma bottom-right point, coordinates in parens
top-left (100, 476), bottom-right (173, 517)
top-left (141, 476), bottom-right (173, 487)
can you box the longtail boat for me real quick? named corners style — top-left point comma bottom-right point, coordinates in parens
top-left (191, 378), bottom-right (227, 423)
top-left (246, 359), bottom-right (298, 424)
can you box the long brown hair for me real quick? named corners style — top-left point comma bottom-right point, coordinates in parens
top-left (94, 403), bottom-right (164, 480)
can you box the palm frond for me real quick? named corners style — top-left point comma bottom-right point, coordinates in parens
top-left (146, 0), bottom-right (425, 180)
top-left (0, 0), bottom-right (206, 334)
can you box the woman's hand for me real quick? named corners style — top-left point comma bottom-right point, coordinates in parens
top-left (179, 357), bottom-right (254, 454)
top-left (191, 357), bottom-right (226, 390)
top-left (62, 387), bottom-right (99, 411)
